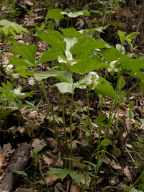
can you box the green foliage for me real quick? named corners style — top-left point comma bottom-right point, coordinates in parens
top-left (10, 42), bottom-right (37, 77)
top-left (55, 82), bottom-right (74, 94)
top-left (46, 8), bottom-right (64, 21)
top-left (48, 168), bottom-right (86, 184)
top-left (11, 42), bottom-right (36, 64)
top-left (35, 27), bottom-right (144, 97)
top-left (34, 70), bottom-right (72, 83)
top-left (0, 19), bottom-right (27, 37)
top-left (61, 10), bottom-right (90, 18)
top-left (37, 30), bottom-right (65, 62)
top-left (0, 82), bottom-right (25, 107)
top-left (118, 30), bottom-right (139, 46)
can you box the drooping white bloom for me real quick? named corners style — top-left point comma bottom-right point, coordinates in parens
top-left (64, 37), bottom-right (77, 65)
top-left (86, 72), bottom-right (100, 89)
top-left (116, 44), bottom-right (125, 54)
top-left (5, 64), bottom-right (13, 72)
top-left (13, 87), bottom-right (25, 96)
top-left (108, 60), bottom-right (119, 72)
top-left (76, 71), bottom-right (100, 89)
top-left (28, 77), bottom-right (35, 86)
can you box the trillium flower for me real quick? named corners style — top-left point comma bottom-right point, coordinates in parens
top-left (13, 87), bottom-right (25, 96)
top-left (108, 60), bottom-right (119, 72)
top-left (58, 38), bottom-right (77, 66)
top-left (75, 72), bottom-right (100, 89)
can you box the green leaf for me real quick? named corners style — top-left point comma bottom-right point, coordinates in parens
top-left (10, 57), bottom-right (33, 77)
top-left (34, 70), bottom-right (72, 82)
top-left (47, 8), bottom-right (64, 21)
top-left (61, 10), bottom-right (90, 18)
top-left (0, 19), bottom-right (27, 36)
top-left (36, 30), bottom-right (65, 51)
top-left (121, 56), bottom-right (144, 71)
top-left (103, 47), bottom-right (122, 62)
top-left (55, 82), bottom-right (74, 94)
top-left (116, 76), bottom-right (125, 91)
top-left (95, 77), bottom-right (116, 98)
top-left (11, 42), bottom-right (36, 64)
top-left (127, 32), bottom-right (139, 44)
top-left (48, 168), bottom-right (86, 184)
top-left (118, 30), bottom-right (139, 45)
top-left (72, 36), bottom-right (107, 57)
top-left (118, 30), bottom-right (126, 44)
top-left (13, 170), bottom-right (27, 177)
top-left (130, 188), bottom-right (143, 192)
top-left (0, 82), bottom-right (15, 101)
top-left (70, 57), bottom-right (107, 74)
top-left (40, 48), bottom-right (63, 62)
top-left (99, 138), bottom-right (112, 148)
top-left (61, 28), bottom-right (81, 38)
top-left (69, 36), bottom-right (107, 74)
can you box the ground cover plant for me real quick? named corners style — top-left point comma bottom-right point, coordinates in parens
top-left (0, 0), bottom-right (144, 192)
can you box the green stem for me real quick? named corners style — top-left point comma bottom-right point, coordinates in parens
top-left (69, 94), bottom-right (74, 169)
top-left (86, 89), bottom-right (92, 136)
top-left (62, 95), bottom-right (67, 143)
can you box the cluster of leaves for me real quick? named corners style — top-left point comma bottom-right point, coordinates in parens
top-left (0, 19), bottom-right (27, 37)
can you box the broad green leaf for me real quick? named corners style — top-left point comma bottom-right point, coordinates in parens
top-left (47, 8), bottom-right (64, 21)
top-left (34, 70), bottom-right (72, 82)
top-left (118, 30), bottom-right (126, 44)
top-left (95, 77), bottom-right (116, 98)
top-left (36, 30), bottom-right (65, 51)
top-left (120, 57), bottom-right (144, 82)
top-left (0, 82), bottom-right (16, 101)
top-left (61, 10), bottom-right (90, 18)
top-left (10, 57), bottom-right (33, 77)
top-left (48, 168), bottom-right (86, 184)
top-left (72, 36), bottom-right (107, 57)
top-left (75, 73), bottom-right (115, 98)
top-left (10, 57), bottom-right (30, 67)
top-left (61, 28), bottom-right (81, 38)
top-left (70, 57), bottom-right (107, 74)
top-left (127, 32), bottom-right (139, 44)
top-left (40, 48), bottom-right (63, 62)
top-left (69, 36), bottom-right (107, 74)
top-left (118, 30), bottom-right (139, 45)
top-left (99, 138), bottom-right (112, 148)
top-left (103, 47), bottom-right (123, 62)
top-left (55, 82), bottom-right (74, 94)
top-left (11, 42), bottom-right (36, 64)
top-left (120, 56), bottom-right (144, 72)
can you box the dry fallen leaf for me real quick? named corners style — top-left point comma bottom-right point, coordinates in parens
top-left (123, 166), bottom-right (132, 181)
top-left (42, 155), bottom-right (55, 166)
top-left (70, 184), bottom-right (81, 192)
top-left (0, 153), bottom-right (5, 170)
top-left (45, 175), bottom-right (58, 186)
top-left (32, 138), bottom-right (46, 152)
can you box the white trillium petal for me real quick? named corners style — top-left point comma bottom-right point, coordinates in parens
top-left (64, 37), bottom-right (77, 62)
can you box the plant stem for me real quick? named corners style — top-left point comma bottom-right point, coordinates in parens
top-left (69, 94), bottom-right (74, 169)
